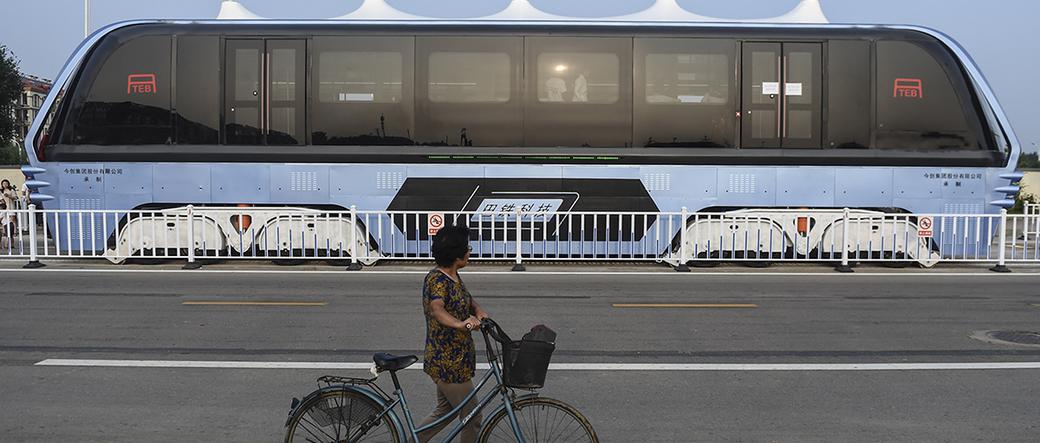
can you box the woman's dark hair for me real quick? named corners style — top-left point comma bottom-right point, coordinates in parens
top-left (431, 224), bottom-right (471, 267)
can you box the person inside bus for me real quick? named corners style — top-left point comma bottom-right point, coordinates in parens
top-left (545, 76), bottom-right (567, 102)
top-left (418, 224), bottom-right (490, 443)
top-left (572, 70), bottom-right (589, 102)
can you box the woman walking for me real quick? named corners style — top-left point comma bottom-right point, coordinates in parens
top-left (417, 224), bottom-right (490, 443)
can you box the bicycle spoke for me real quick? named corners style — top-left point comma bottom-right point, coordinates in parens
top-left (298, 414), bottom-right (337, 442)
top-left (288, 391), bottom-right (397, 443)
top-left (482, 399), bottom-right (594, 443)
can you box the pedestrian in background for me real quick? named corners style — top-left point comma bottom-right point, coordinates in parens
top-left (0, 179), bottom-right (17, 237)
top-left (0, 200), bottom-right (10, 249)
top-left (0, 179), bottom-right (15, 209)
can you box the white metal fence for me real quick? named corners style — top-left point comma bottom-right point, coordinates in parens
top-left (1, 205), bottom-right (1039, 272)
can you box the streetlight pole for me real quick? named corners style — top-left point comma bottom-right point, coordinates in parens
top-left (84, 0), bottom-right (89, 38)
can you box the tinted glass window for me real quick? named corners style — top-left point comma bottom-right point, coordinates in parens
top-left (634, 38), bottom-right (735, 148)
top-left (826, 40), bottom-right (870, 149)
top-left (525, 37), bottom-right (632, 147)
top-left (416, 37), bottom-right (522, 147)
top-left (175, 36), bottom-right (219, 144)
top-left (537, 52), bottom-right (619, 104)
top-left (428, 52), bottom-right (511, 103)
top-left (312, 37), bottom-right (414, 146)
top-left (70, 35), bottom-right (172, 144)
top-left (876, 40), bottom-right (979, 150)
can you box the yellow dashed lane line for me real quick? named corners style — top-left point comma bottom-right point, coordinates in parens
top-left (182, 301), bottom-right (327, 307)
top-left (612, 303), bottom-right (757, 309)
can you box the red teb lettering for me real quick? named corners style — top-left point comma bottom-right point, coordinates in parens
top-left (893, 78), bottom-right (923, 99)
top-left (127, 74), bottom-right (157, 95)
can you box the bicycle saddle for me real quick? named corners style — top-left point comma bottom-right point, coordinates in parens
top-left (373, 352), bottom-right (418, 372)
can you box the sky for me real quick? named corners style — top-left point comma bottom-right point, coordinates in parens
top-left (0, 0), bottom-right (1036, 152)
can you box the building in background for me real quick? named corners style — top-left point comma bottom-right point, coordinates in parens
top-left (13, 75), bottom-right (51, 142)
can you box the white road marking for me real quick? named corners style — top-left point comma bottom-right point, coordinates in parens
top-left (2, 268), bottom-right (1039, 277)
top-left (34, 359), bottom-right (1040, 371)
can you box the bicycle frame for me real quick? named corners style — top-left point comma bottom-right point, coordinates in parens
top-left (366, 323), bottom-right (526, 443)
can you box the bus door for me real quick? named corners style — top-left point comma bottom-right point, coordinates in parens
top-left (740, 42), bottom-right (822, 148)
top-left (225, 39), bottom-right (306, 145)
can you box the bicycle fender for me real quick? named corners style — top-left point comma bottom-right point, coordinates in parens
top-left (285, 385), bottom-right (406, 438)
top-left (479, 393), bottom-right (541, 428)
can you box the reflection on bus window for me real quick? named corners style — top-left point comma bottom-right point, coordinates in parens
top-left (875, 40), bottom-right (979, 150)
top-left (69, 35), bottom-right (172, 145)
top-left (311, 36), bottom-right (415, 146)
top-left (537, 53), bottom-right (619, 104)
top-left (176, 36), bottom-right (219, 144)
top-left (428, 52), bottom-right (511, 103)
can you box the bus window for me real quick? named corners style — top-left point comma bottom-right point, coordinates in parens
top-left (826, 40), bottom-right (870, 149)
top-left (536, 52), bottom-right (619, 104)
top-left (525, 37), bottom-right (632, 148)
top-left (175, 36), bottom-right (219, 144)
top-left (875, 40), bottom-right (981, 150)
top-left (634, 38), bottom-right (736, 148)
top-left (67, 35), bottom-right (172, 145)
top-left (416, 37), bottom-right (522, 147)
top-left (311, 37), bottom-right (414, 146)
top-left (428, 52), bottom-right (511, 103)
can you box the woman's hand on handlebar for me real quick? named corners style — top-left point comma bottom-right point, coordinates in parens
top-left (461, 315), bottom-right (480, 331)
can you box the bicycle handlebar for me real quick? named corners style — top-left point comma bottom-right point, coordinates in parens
top-left (480, 318), bottom-right (511, 344)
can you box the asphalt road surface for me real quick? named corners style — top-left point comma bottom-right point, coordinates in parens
top-left (1, 264), bottom-right (1039, 442)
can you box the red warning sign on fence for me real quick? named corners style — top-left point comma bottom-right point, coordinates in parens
top-left (428, 213), bottom-right (445, 236)
top-left (918, 216), bottom-right (933, 238)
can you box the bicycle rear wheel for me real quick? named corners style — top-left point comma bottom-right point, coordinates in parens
top-left (285, 388), bottom-right (400, 443)
top-left (478, 396), bottom-right (598, 443)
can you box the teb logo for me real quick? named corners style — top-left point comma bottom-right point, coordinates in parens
top-left (893, 78), bottom-right (923, 99)
top-left (127, 74), bottom-right (157, 95)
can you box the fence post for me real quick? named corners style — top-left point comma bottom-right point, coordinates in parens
top-left (675, 207), bottom-right (691, 272)
top-left (347, 205), bottom-right (363, 271)
top-left (23, 204), bottom-right (44, 269)
top-left (512, 208), bottom-right (525, 271)
top-left (990, 208), bottom-right (1011, 273)
top-left (834, 207), bottom-right (854, 273)
top-left (182, 205), bottom-right (201, 270)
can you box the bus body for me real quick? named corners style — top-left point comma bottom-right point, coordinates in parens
top-left (21, 20), bottom-right (1022, 260)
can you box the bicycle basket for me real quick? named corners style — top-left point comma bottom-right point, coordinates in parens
top-left (499, 326), bottom-right (556, 389)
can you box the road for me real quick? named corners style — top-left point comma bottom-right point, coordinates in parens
top-left (1, 264), bottom-right (1039, 441)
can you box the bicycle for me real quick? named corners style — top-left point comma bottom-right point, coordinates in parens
top-left (284, 318), bottom-right (598, 442)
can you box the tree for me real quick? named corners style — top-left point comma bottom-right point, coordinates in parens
top-left (0, 45), bottom-right (21, 150)
top-left (1018, 152), bottom-right (1040, 169)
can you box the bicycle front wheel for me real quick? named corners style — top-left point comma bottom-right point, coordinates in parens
top-left (478, 396), bottom-right (598, 443)
top-left (285, 388), bottom-right (401, 443)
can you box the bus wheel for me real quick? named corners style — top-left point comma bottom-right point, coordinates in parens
top-left (880, 252), bottom-right (913, 268)
top-left (690, 251), bottom-right (720, 268)
top-left (743, 251), bottom-right (772, 268)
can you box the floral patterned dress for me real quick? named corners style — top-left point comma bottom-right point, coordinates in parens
top-left (422, 269), bottom-right (476, 383)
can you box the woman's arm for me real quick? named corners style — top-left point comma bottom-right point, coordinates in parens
top-left (430, 299), bottom-right (478, 331)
